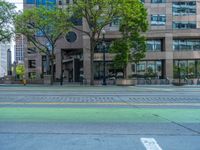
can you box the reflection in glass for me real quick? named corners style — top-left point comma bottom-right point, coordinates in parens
top-left (174, 60), bottom-right (200, 78)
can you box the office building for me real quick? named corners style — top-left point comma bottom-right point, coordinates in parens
top-left (23, 0), bottom-right (200, 84)
top-left (0, 42), bottom-right (11, 77)
top-left (14, 35), bottom-right (25, 64)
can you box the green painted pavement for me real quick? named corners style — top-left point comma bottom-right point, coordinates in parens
top-left (0, 108), bottom-right (200, 123)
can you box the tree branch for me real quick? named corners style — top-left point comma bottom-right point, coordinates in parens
top-left (72, 26), bottom-right (90, 37)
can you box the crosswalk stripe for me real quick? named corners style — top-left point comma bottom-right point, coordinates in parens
top-left (141, 138), bottom-right (162, 150)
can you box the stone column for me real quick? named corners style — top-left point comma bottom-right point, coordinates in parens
top-left (36, 52), bottom-right (42, 79)
top-left (83, 36), bottom-right (91, 84)
top-left (55, 48), bottom-right (62, 79)
top-left (126, 63), bottom-right (132, 78)
top-left (165, 33), bottom-right (173, 80)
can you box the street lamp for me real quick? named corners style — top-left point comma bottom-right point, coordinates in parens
top-left (102, 29), bottom-right (107, 85)
top-left (178, 60), bottom-right (181, 85)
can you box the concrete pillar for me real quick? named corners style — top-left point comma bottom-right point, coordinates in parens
top-left (55, 48), bottom-right (62, 79)
top-left (83, 36), bottom-right (91, 84)
top-left (36, 52), bottom-right (42, 79)
top-left (165, 59), bottom-right (173, 80)
top-left (165, 33), bottom-right (173, 79)
top-left (126, 63), bottom-right (132, 78)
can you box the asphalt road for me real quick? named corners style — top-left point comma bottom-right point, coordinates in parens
top-left (0, 85), bottom-right (200, 150)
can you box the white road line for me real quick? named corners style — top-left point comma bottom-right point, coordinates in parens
top-left (141, 138), bottom-right (162, 150)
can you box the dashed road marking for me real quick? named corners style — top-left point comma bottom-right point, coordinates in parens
top-left (141, 138), bottom-right (162, 150)
top-left (0, 102), bottom-right (200, 106)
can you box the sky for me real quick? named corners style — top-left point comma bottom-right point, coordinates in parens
top-left (6, 0), bottom-right (23, 11)
top-left (6, 0), bottom-right (23, 62)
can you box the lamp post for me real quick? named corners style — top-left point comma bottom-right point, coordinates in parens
top-left (102, 29), bottom-right (107, 85)
top-left (178, 60), bottom-right (181, 85)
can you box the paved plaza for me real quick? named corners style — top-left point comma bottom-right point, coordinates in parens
top-left (0, 85), bottom-right (200, 150)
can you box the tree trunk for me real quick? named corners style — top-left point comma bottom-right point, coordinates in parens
top-left (50, 50), bottom-right (55, 85)
top-left (46, 54), bottom-right (50, 75)
top-left (124, 65), bottom-right (128, 79)
top-left (50, 58), bottom-right (54, 85)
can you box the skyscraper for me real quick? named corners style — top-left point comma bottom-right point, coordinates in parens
top-left (0, 42), bottom-right (11, 77)
top-left (14, 35), bottom-right (25, 64)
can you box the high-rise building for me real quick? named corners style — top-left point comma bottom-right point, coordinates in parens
top-left (0, 42), bottom-right (11, 77)
top-left (7, 49), bottom-right (12, 75)
top-left (23, 0), bottom-right (200, 84)
top-left (14, 35), bottom-right (25, 64)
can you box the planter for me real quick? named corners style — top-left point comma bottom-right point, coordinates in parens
top-left (116, 79), bottom-right (136, 86)
top-left (172, 79), bottom-right (186, 86)
top-left (172, 82), bottom-right (186, 86)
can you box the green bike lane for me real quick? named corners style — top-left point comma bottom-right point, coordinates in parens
top-left (0, 107), bottom-right (200, 124)
top-left (0, 107), bottom-right (200, 150)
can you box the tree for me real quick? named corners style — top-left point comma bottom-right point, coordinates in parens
top-left (69, 0), bottom-right (148, 84)
top-left (110, 33), bottom-right (146, 79)
top-left (16, 64), bottom-right (25, 80)
top-left (15, 5), bottom-right (71, 83)
top-left (110, 1), bottom-right (148, 79)
top-left (0, 0), bottom-right (16, 42)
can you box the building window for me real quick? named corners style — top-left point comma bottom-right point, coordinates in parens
top-left (134, 60), bottom-right (163, 78)
top-left (151, 0), bottom-right (165, 3)
top-left (94, 41), bottom-right (111, 53)
top-left (70, 17), bottom-right (82, 26)
top-left (110, 17), bottom-right (121, 27)
top-left (36, 0), bottom-right (56, 7)
top-left (42, 56), bottom-right (47, 74)
top-left (172, 2), bottom-right (196, 16)
top-left (146, 40), bottom-right (162, 51)
top-left (35, 30), bottom-right (44, 37)
top-left (173, 22), bottom-right (196, 29)
top-left (65, 31), bottom-right (77, 43)
top-left (28, 60), bottom-right (36, 68)
top-left (173, 39), bottom-right (200, 51)
top-left (173, 60), bottom-right (198, 79)
top-left (151, 15), bottom-right (166, 26)
top-left (28, 72), bottom-right (36, 79)
top-left (58, 0), bottom-right (62, 5)
top-left (26, 0), bottom-right (35, 4)
top-left (93, 62), bottom-right (115, 80)
top-left (28, 47), bottom-right (37, 54)
top-left (140, 0), bottom-right (145, 3)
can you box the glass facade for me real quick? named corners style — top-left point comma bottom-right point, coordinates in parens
top-left (26, 0), bottom-right (35, 4)
top-left (146, 40), bottom-right (162, 51)
top-left (65, 32), bottom-right (77, 43)
top-left (173, 22), bottom-right (196, 29)
top-left (94, 41), bottom-right (111, 53)
top-left (151, 0), bottom-right (166, 3)
top-left (174, 60), bottom-right (200, 78)
top-left (141, 0), bottom-right (145, 3)
top-left (132, 60), bottom-right (163, 78)
top-left (94, 62), bottom-right (116, 80)
top-left (28, 72), bottom-right (36, 79)
top-left (172, 2), bottom-right (196, 16)
top-left (173, 39), bottom-right (200, 51)
top-left (70, 17), bottom-right (82, 26)
top-left (151, 15), bottom-right (166, 26)
top-left (110, 17), bottom-right (120, 27)
top-left (36, 0), bottom-right (56, 7)
top-left (95, 39), bottom-right (163, 53)
top-left (28, 60), bottom-right (36, 68)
